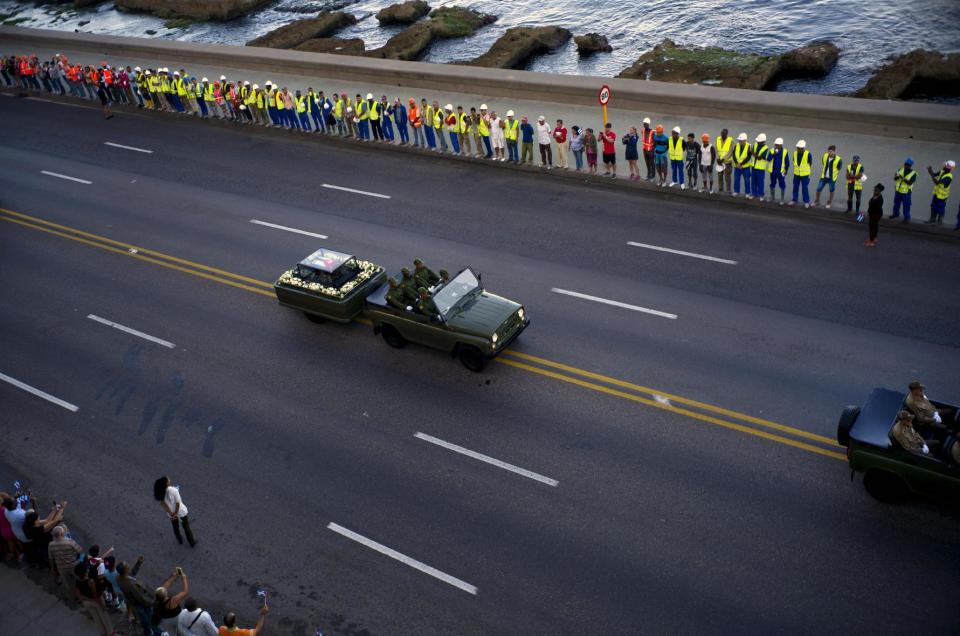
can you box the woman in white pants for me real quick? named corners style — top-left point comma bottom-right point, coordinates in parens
top-left (490, 111), bottom-right (505, 161)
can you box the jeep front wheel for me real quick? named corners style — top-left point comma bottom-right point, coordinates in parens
top-left (458, 346), bottom-right (487, 372)
top-left (381, 324), bottom-right (406, 349)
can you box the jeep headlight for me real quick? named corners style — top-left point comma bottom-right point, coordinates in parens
top-left (491, 333), bottom-right (499, 344)
top-left (518, 307), bottom-right (525, 321)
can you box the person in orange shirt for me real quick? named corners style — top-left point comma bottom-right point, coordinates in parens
top-left (408, 98), bottom-right (424, 147)
top-left (219, 604), bottom-right (268, 636)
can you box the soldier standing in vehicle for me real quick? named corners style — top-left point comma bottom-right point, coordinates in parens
top-left (891, 411), bottom-right (931, 456)
top-left (413, 258), bottom-right (440, 289)
top-left (438, 269), bottom-right (451, 285)
top-left (417, 288), bottom-right (440, 318)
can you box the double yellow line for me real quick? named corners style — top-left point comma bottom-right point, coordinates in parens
top-left (0, 207), bottom-right (844, 461)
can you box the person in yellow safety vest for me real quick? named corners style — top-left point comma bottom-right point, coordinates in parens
top-left (477, 104), bottom-right (492, 158)
top-left (355, 93), bottom-right (369, 140)
top-left (172, 71), bottom-right (187, 113)
top-left (159, 69), bottom-right (173, 111)
top-left (333, 94), bottom-right (345, 135)
top-left (926, 160), bottom-right (954, 225)
top-left (667, 126), bottom-right (686, 188)
top-left (751, 133), bottom-right (770, 199)
top-left (456, 106), bottom-right (473, 156)
top-left (306, 88), bottom-right (323, 133)
top-left (421, 99), bottom-right (435, 149)
top-left (432, 100), bottom-right (448, 152)
top-left (845, 155), bottom-right (866, 217)
top-left (368, 93), bottom-right (383, 141)
top-left (715, 128), bottom-right (733, 193)
top-left (814, 145), bottom-right (843, 209)
top-left (732, 132), bottom-right (753, 197)
top-left (504, 110), bottom-right (520, 163)
top-left (443, 104), bottom-right (461, 155)
top-left (891, 157), bottom-right (917, 222)
top-left (197, 78), bottom-right (211, 118)
top-left (766, 137), bottom-right (791, 205)
top-left (294, 89), bottom-right (310, 131)
top-left (789, 139), bottom-right (812, 208)
top-left (146, 70), bottom-right (161, 110)
top-left (250, 84), bottom-right (263, 125)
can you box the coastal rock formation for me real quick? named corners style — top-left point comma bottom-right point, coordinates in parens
top-left (618, 39), bottom-right (839, 90)
top-left (365, 7), bottom-right (495, 61)
top-left (376, 0), bottom-right (429, 25)
top-left (246, 11), bottom-right (356, 49)
top-left (574, 33), bottom-right (612, 56)
top-left (470, 26), bottom-right (572, 69)
top-left (855, 49), bottom-right (960, 100)
top-left (115, 0), bottom-right (273, 21)
top-left (275, 0), bottom-right (357, 13)
top-left (294, 37), bottom-right (365, 55)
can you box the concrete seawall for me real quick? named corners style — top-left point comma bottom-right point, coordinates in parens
top-left (3, 26), bottom-right (959, 142)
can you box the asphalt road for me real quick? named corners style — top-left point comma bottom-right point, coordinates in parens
top-left (1, 95), bottom-right (959, 635)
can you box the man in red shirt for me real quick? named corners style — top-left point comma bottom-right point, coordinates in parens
top-left (601, 122), bottom-right (617, 178)
top-left (552, 119), bottom-right (568, 169)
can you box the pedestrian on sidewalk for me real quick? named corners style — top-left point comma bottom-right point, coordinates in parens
top-left (790, 140), bottom-right (812, 208)
top-left (153, 477), bottom-right (197, 547)
top-left (504, 110), bottom-right (520, 163)
top-left (433, 100), bottom-right (448, 152)
top-left (491, 110), bottom-right (505, 161)
top-left (393, 98), bottom-right (409, 144)
top-left (699, 134), bottom-right (716, 193)
top-left (444, 104), bottom-right (460, 154)
top-left (601, 122), bottom-right (617, 178)
top-left (732, 133), bottom-right (753, 197)
top-left (623, 126), bottom-right (640, 180)
top-left (408, 99), bottom-right (423, 146)
top-left (553, 119), bottom-right (569, 168)
top-left (684, 132), bottom-right (701, 189)
top-left (369, 94), bottom-right (384, 141)
top-left (846, 155), bottom-right (865, 217)
top-left (866, 184), bottom-right (884, 246)
top-left (23, 503), bottom-right (64, 566)
top-left (814, 145), bottom-right (843, 209)
top-left (295, 90), bottom-right (310, 131)
top-left (0, 494), bottom-right (22, 561)
top-left (475, 104), bottom-right (490, 157)
top-left (584, 127), bottom-right (598, 174)
top-left (117, 557), bottom-right (155, 636)
top-left (752, 134), bottom-right (770, 199)
top-left (570, 125), bottom-right (585, 172)
top-left (179, 597), bottom-right (219, 636)
top-left (925, 160), bottom-right (954, 224)
top-left (536, 116), bottom-right (553, 168)
top-left (668, 126), bottom-right (685, 188)
top-left (381, 96), bottom-right (395, 142)
top-left (715, 129), bottom-right (734, 194)
top-left (520, 116), bottom-right (535, 165)
top-left (653, 125), bottom-right (669, 186)
top-left (767, 137), bottom-right (790, 205)
top-left (74, 563), bottom-right (116, 636)
top-left (48, 525), bottom-right (82, 596)
top-left (153, 568), bottom-right (189, 636)
top-left (221, 603), bottom-right (269, 635)
top-left (641, 117), bottom-right (655, 180)
top-left (891, 157), bottom-right (917, 222)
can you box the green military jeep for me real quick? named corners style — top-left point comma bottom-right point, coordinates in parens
top-left (837, 387), bottom-right (960, 502)
top-left (274, 250), bottom-right (529, 372)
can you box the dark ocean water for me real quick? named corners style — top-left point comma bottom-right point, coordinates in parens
top-left (2, 0), bottom-right (959, 95)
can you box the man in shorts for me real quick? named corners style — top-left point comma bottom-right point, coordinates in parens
top-left (601, 122), bottom-right (617, 178)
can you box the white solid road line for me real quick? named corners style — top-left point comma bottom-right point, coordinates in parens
top-left (249, 219), bottom-right (328, 240)
top-left (104, 141), bottom-right (154, 154)
top-left (327, 522), bottom-right (478, 595)
top-left (40, 170), bottom-right (92, 185)
top-left (321, 183), bottom-right (392, 199)
top-left (414, 432), bottom-right (559, 487)
top-left (627, 241), bottom-right (738, 265)
top-left (87, 314), bottom-right (175, 348)
top-left (0, 371), bottom-right (79, 412)
top-left (551, 288), bottom-right (678, 320)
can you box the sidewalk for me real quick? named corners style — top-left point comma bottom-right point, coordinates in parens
top-left (0, 562), bottom-right (102, 636)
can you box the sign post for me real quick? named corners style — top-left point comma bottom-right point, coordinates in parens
top-left (598, 84), bottom-right (611, 126)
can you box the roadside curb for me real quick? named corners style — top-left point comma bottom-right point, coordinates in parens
top-left (4, 87), bottom-right (957, 241)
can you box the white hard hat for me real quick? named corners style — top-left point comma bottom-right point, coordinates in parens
top-left (796, 139), bottom-right (807, 148)
top-left (642, 117), bottom-right (651, 124)
top-left (737, 132), bottom-right (748, 141)
top-left (756, 133), bottom-right (766, 142)
top-left (173, 71), bottom-right (180, 76)
top-left (537, 115), bottom-right (545, 121)
top-left (774, 137), bottom-right (784, 145)
top-left (947, 160), bottom-right (956, 169)
top-left (244, 80), bottom-right (250, 86)
top-left (266, 80), bottom-right (273, 86)
top-left (445, 103), bottom-right (453, 110)
top-left (506, 110), bottom-right (514, 117)
top-left (672, 126), bottom-right (681, 133)
top-left (201, 77), bottom-right (208, 82)
top-left (366, 92), bottom-right (373, 99)
top-left (252, 83), bottom-right (259, 89)
top-left (481, 103), bottom-right (488, 110)
top-left (144, 70), bottom-right (151, 75)
top-left (220, 75), bottom-right (226, 80)
top-left (134, 66), bottom-right (141, 71)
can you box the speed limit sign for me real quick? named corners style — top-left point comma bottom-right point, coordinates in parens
top-left (598, 84), bottom-right (611, 106)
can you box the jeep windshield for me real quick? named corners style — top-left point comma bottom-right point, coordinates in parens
top-left (433, 269), bottom-right (480, 316)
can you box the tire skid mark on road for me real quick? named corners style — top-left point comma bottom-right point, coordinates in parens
top-left (1, 206), bottom-right (844, 461)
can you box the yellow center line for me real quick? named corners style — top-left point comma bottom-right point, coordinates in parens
top-left (2, 207), bottom-right (842, 461)
top-left (495, 358), bottom-right (846, 461)
top-left (0, 207), bottom-right (274, 289)
top-left (501, 350), bottom-right (838, 447)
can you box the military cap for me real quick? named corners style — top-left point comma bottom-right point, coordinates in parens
top-left (439, 269), bottom-right (449, 277)
top-left (401, 267), bottom-right (411, 275)
top-left (414, 258), bottom-right (424, 266)
top-left (417, 287), bottom-right (428, 294)
top-left (908, 381), bottom-right (924, 391)
top-left (388, 277), bottom-right (398, 286)
top-left (897, 410), bottom-right (914, 421)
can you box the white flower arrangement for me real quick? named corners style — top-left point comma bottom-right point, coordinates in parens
top-left (277, 260), bottom-right (380, 299)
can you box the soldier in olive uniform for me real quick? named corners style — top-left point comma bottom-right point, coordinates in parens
top-left (384, 278), bottom-right (410, 310)
top-left (399, 267), bottom-right (419, 302)
top-left (413, 258), bottom-right (440, 289)
top-left (438, 269), bottom-right (451, 284)
top-left (417, 287), bottom-right (440, 318)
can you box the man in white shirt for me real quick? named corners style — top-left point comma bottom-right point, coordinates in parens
top-left (178, 597), bottom-right (219, 636)
top-left (536, 116), bottom-right (553, 169)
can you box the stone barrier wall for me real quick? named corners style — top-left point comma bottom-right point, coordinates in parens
top-left (2, 26), bottom-right (958, 142)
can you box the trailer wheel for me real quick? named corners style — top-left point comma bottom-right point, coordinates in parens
top-left (303, 312), bottom-right (325, 324)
